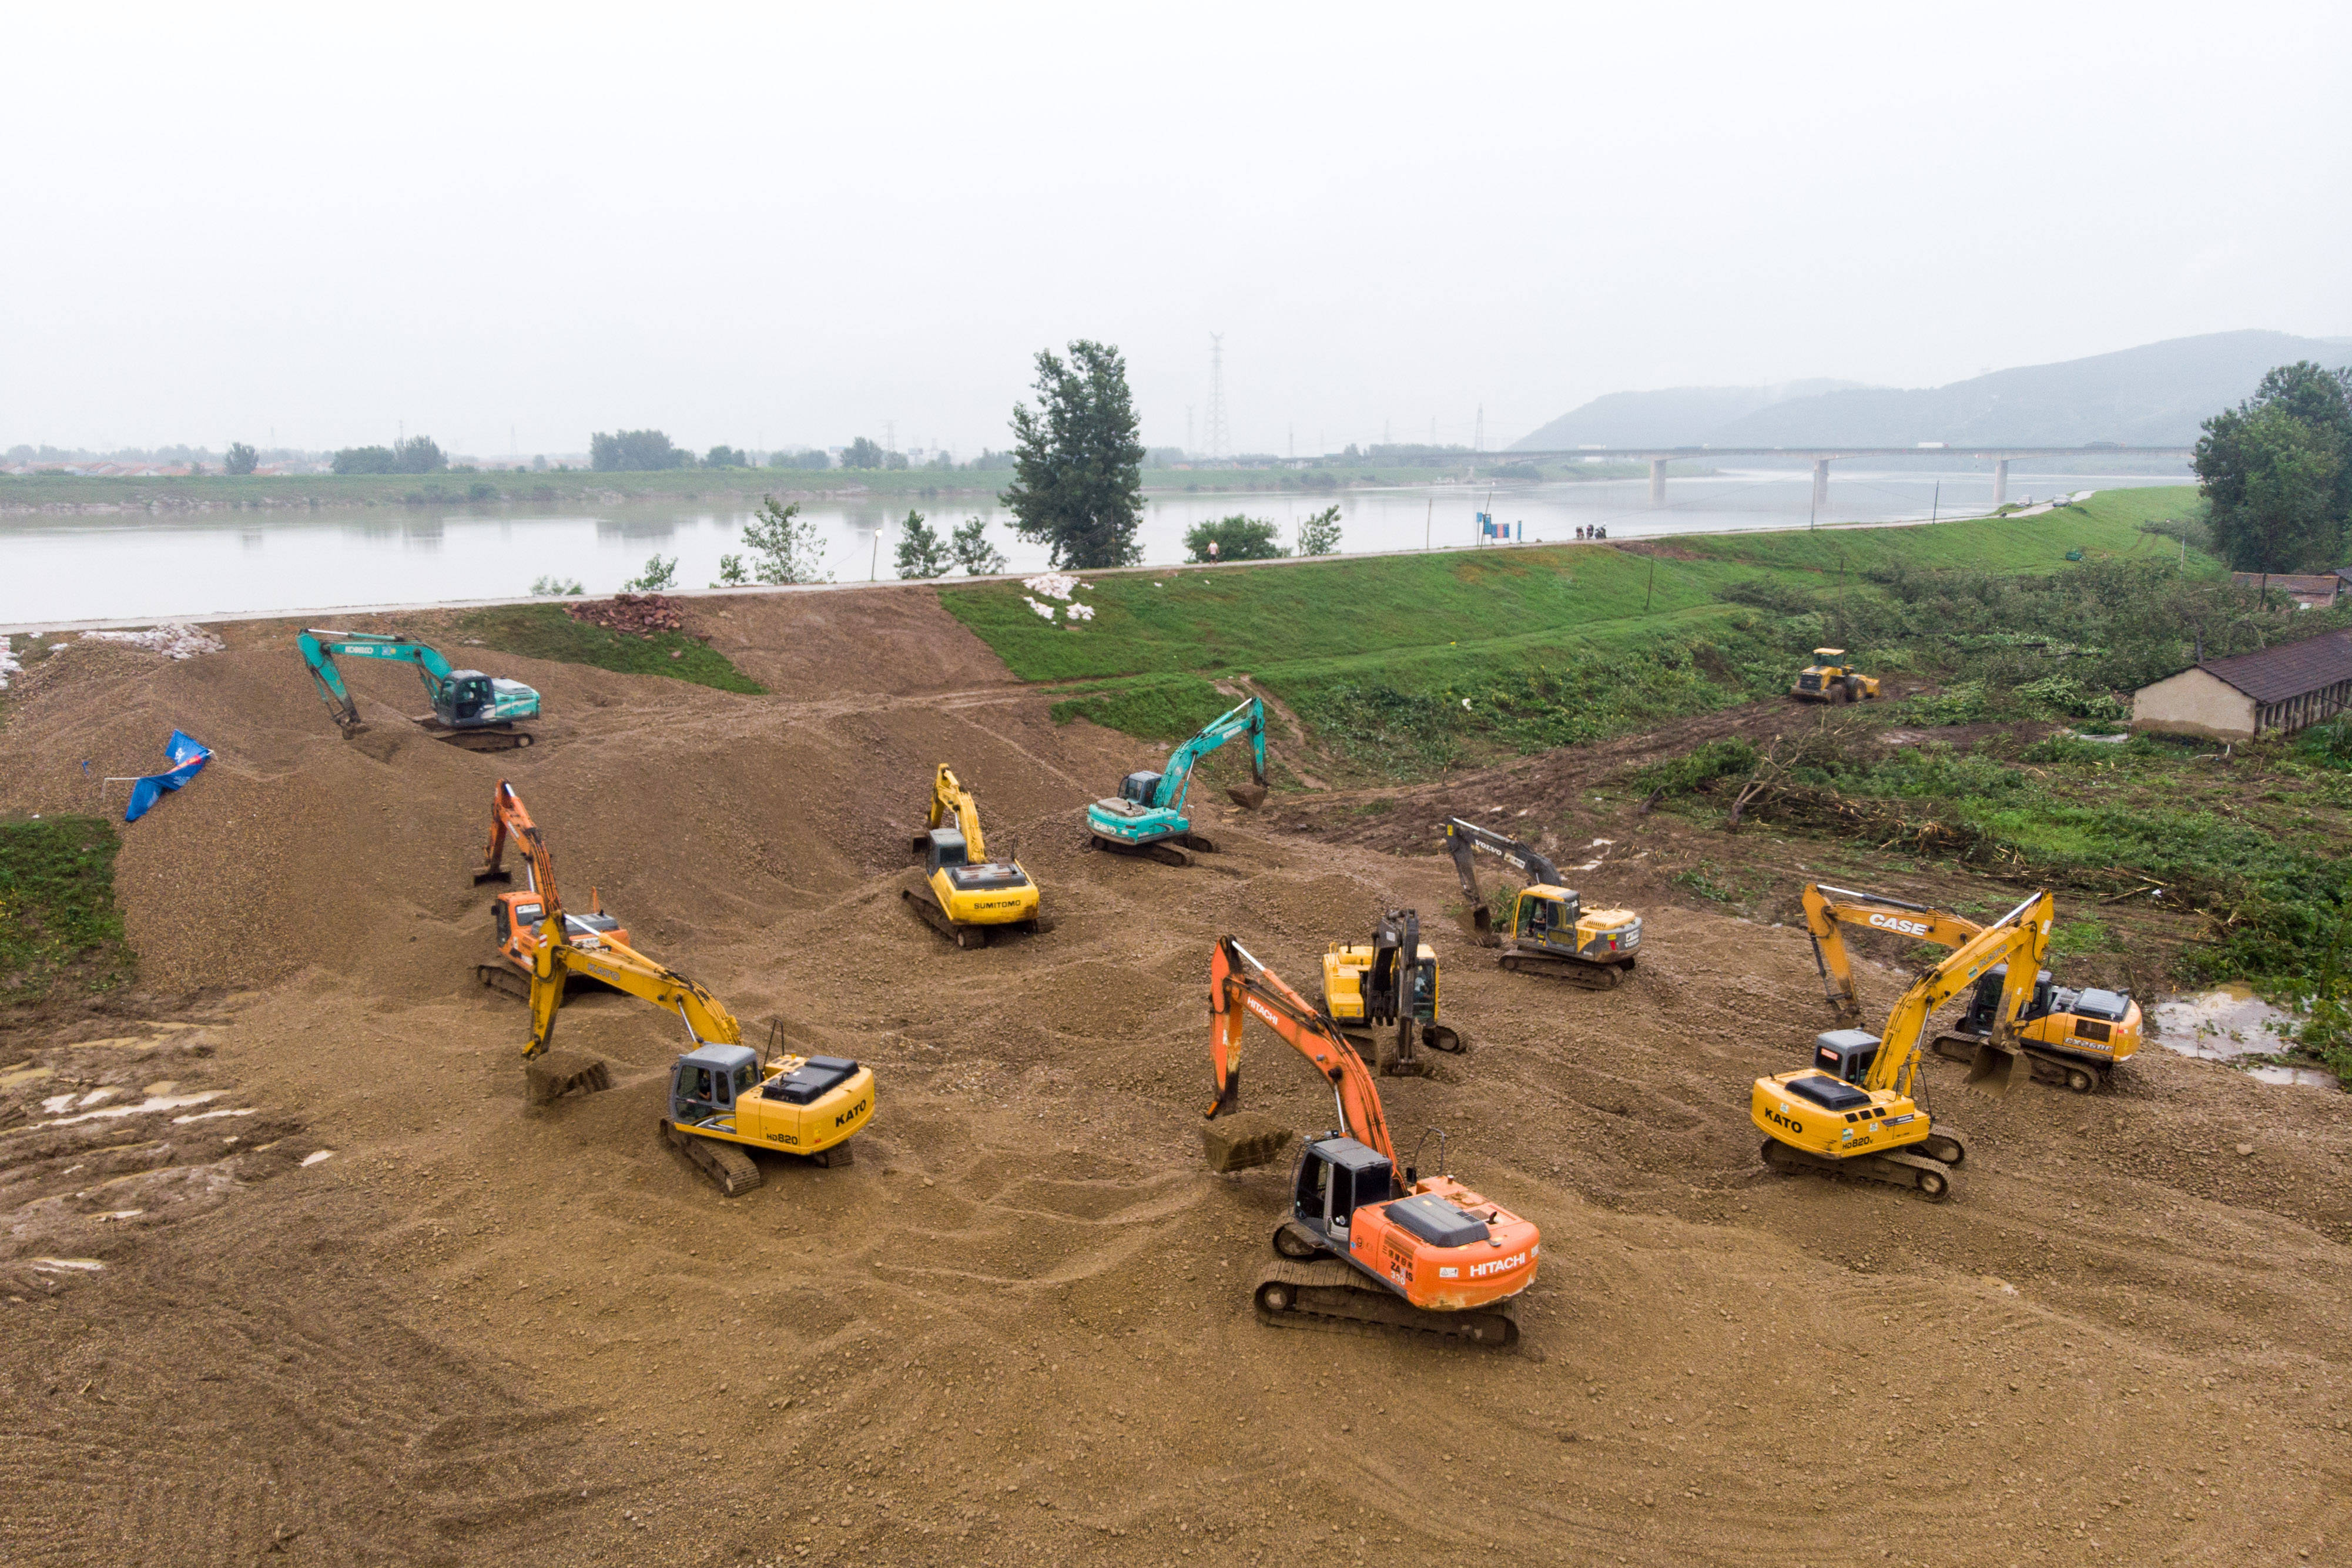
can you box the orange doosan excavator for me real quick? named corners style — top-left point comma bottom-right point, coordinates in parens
top-left (471, 778), bottom-right (629, 990)
top-left (1204, 935), bottom-right (1538, 1346)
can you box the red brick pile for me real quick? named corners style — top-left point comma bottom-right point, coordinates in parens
top-left (565, 594), bottom-right (685, 636)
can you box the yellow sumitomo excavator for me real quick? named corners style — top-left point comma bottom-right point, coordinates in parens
top-left (468, 787), bottom-right (874, 1193)
top-left (1801, 882), bottom-right (2142, 1094)
top-left (1754, 890), bottom-right (2065, 1201)
top-left (1440, 817), bottom-right (1641, 989)
top-left (904, 763), bottom-right (1041, 947)
top-left (1320, 909), bottom-right (1466, 1076)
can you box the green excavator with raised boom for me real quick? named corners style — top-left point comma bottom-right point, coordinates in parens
top-left (299, 628), bottom-right (541, 751)
top-left (1084, 695), bottom-right (1269, 867)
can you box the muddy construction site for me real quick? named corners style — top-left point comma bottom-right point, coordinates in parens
top-left (2, 587), bottom-right (2348, 1568)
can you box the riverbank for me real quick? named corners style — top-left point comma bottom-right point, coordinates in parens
top-left (0, 459), bottom-right (1656, 515)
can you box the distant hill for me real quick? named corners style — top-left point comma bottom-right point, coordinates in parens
top-left (1511, 378), bottom-right (1868, 449)
top-left (1511, 330), bottom-right (2352, 450)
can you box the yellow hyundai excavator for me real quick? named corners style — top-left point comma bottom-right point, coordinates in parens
top-left (1754, 890), bottom-right (2061, 1200)
top-left (1801, 882), bottom-right (2143, 1094)
top-left (904, 763), bottom-right (1041, 947)
top-left (469, 786), bottom-right (875, 1193)
top-left (1320, 909), bottom-right (1466, 1076)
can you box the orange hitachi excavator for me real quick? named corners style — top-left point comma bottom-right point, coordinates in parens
top-left (1204, 935), bottom-right (1538, 1346)
top-left (470, 779), bottom-right (629, 992)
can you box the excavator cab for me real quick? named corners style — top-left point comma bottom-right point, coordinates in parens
top-left (440, 671), bottom-right (495, 725)
top-left (1814, 1028), bottom-right (1883, 1087)
top-left (1291, 1135), bottom-right (1398, 1246)
top-left (1117, 770), bottom-right (1164, 806)
top-left (671, 1043), bottom-right (760, 1128)
top-left (1515, 888), bottom-right (1580, 942)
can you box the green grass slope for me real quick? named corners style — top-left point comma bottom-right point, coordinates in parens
top-left (943, 488), bottom-right (2209, 780)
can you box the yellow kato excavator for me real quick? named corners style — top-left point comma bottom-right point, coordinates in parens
top-left (904, 763), bottom-right (1041, 947)
top-left (1801, 882), bottom-right (2142, 1094)
top-left (1320, 909), bottom-right (1466, 1076)
top-left (1754, 890), bottom-right (2065, 1200)
top-left (1441, 817), bottom-right (1641, 989)
top-left (468, 785), bottom-right (874, 1193)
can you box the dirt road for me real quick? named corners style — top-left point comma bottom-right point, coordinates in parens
top-left (2, 592), bottom-right (2346, 1566)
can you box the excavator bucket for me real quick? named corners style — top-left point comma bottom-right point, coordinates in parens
top-left (1226, 782), bottom-right (1268, 810)
top-left (1964, 1041), bottom-right (2029, 1097)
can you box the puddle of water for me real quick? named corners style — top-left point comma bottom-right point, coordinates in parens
top-left (2246, 1065), bottom-right (2337, 1089)
top-left (2151, 986), bottom-right (2296, 1060)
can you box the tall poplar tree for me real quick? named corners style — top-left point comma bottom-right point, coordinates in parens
top-left (1001, 340), bottom-right (1145, 569)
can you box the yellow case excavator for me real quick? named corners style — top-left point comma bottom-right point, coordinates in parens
top-left (906, 763), bottom-right (1041, 947)
top-left (1800, 882), bottom-right (2142, 1095)
top-left (1754, 890), bottom-right (2070, 1201)
top-left (1321, 909), bottom-right (1466, 1076)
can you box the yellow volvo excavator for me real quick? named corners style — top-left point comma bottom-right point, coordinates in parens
top-left (904, 763), bottom-right (1041, 947)
top-left (1320, 909), bottom-right (1466, 1076)
top-left (1754, 890), bottom-right (2063, 1201)
top-left (470, 786), bottom-right (874, 1193)
top-left (1440, 817), bottom-right (1641, 989)
top-left (1801, 882), bottom-right (2142, 1094)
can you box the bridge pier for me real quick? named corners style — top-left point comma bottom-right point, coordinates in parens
top-left (1992, 458), bottom-right (2009, 510)
top-left (1811, 458), bottom-right (1831, 517)
top-left (1649, 457), bottom-right (1667, 508)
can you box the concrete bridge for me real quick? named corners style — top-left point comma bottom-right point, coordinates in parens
top-left (1502, 444), bottom-right (2194, 509)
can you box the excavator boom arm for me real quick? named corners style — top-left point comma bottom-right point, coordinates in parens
top-left (299, 628), bottom-right (457, 721)
top-left (1442, 817), bottom-right (1562, 887)
top-left (474, 778), bottom-right (560, 897)
top-left (927, 763), bottom-right (990, 862)
top-left (526, 929), bottom-right (741, 1059)
top-left (1802, 882), bottom-right (1988, 1022)
top-left (1207, 936), bottom-right (1394, 1163)
top-left (1864, 891), bottom-right (2052, 1095)
top-left (1157, 698), bottom-right (1267, 813)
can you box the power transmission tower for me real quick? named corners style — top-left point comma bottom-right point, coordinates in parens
top-left (884, 420), bottom-right (896, 454)
top-left (1205, 334), bottom-right (1229, 460)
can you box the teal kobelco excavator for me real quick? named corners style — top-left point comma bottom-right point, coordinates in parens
top-left (299, 628), bottom-right (542, 751)
top-left (1084, 695), bottom-right (1269, 867)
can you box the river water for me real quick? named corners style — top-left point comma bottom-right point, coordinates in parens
top-left (2, 468), bottom-right (2192, 626)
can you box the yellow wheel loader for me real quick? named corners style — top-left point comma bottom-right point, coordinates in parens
top-left (1790, 648), bottom-right (1880, 703)
top-left (904, 763), bottom-right (1041, 947)
top-left (1320, 909), bottom-right (1467, 1077)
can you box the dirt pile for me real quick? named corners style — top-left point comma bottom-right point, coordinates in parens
top-left (1, 584), bottom-right (2348, 1567)
top-left (565, 593), bottom-right (686, 636)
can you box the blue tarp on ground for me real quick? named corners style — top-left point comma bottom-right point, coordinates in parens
top-left (124, 729), bottom-right (212, 823)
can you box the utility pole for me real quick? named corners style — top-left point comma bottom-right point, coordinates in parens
top-left (884, 420), bottom-right (895, 455)
top-left (1425, 494), bottom-right (1433, 552)
top-left (1473, 404), bottom-right (1485, 453)
top-left (1205, 334), bottom-right (1229, 460)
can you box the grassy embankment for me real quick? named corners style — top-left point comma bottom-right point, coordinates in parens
top-left (0, 816), bottom-right (135, 1001)
top-left (439, 604), bottom-right (766, 695)
top-left (942, 487), bottom-right (2206, 776)
top-left (0, 461), bottom-right (1646, 514)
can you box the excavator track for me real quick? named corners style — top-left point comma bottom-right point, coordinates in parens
top-left (1497, 951), bottom-right (1631, 990)
top-left (413, 716), bottom-right (534, 752)
top-left (661, 1118), bottom-right (763, 1197)
top-left (1250, 1258), bottom-right (1519, 1348)
top-left (1760, 1137), bottom-right (1958, 1202)
top-left (902, 887), bottom-right (989, 948)
top-left (1088, 833), bottom-right (1199, 867)
top-left (476, 963), bottom-right (530, 1002)
top-left (1930, 1033), bottom-right (2107, 1094)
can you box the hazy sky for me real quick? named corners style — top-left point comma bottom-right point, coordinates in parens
top-left (6, 2), bottom-right (2346, 458)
